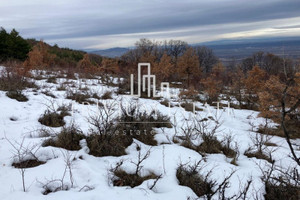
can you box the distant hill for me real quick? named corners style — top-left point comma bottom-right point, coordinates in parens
top-left (90, 47), bottom-right (129, 58)
top-left (199, 37), bottom-right (300, 60)
top-left (90, 37), bottom-right (300, 60)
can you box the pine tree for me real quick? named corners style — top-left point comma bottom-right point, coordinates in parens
top-left (0, 28), bottom-right (30, 61)
top-left (0, 28), bottom-right (9, 61)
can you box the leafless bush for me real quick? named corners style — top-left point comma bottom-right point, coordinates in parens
top-left (86, 132), bottom-right (131, 157)
top-left (38, 102), bottom-right (71, 127)
top-left (36, 127), bottom-right (52, 138)
top-left (116, 100), bottom-right (171, 145)
top-left (43, 124), bottom-right (85, 150)
top-left (66, 89), bottom-right (94, 104)
top-left (178, 115), bottom-right (237, 158)
top-left (6, 137), bottom-right (42, 192)
top-left (56, 83), bottom-right (67, 91)
top-left (0, 67), bottom-right (36, 92)
top-left (42, 89), bottom-right (56, 98)
top-left (62, 151), bottom-right (75, 188)
top-left (46, 76), bottom-right (57, 84)
top-left (221, 133), bottom-right (238, 160)
top-left (100, 91), bottom-right (113, 99)
top-left (100, 74), bottom-right (116, 86)
top-left (258, 162), bottom-right (299, 200)
top-left (176, 159), bottom-right (238, 200)
top-left (194, 115), bottom-right (222, 139)
top-left (131, 144), bottom-right (152, 175)
top-left (160, 99), bottom-right (171, 107)
top-left (39, 151), bottom-right (75, 195)
top-left (176, 159), bottom-right (214, 198)
top-left (116, 77), bottom-right (130, 95)
top-left (244, 132), bottom-right (276, 163)
top-left (180, 102), bottom-right (203, 112)
top-left (179, 119), bottom-right (197, 148)
top-left (87, 100), bottom-right (117, 135)
top-left (111, 144), bottom-right (161, 188)
top-left (6, 90), bottom-right (28, 102)
top-left (86, 100), bottom-right (132, 156)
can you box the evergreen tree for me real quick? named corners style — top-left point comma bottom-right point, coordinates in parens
top-left (0, 28), bottom-right (9, 61)
top-left (0, 27), bottom-right (30, 61)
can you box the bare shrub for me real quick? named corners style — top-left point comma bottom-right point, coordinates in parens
top-left (85, 100), bottom-right (171, 156)
top-left (244, 150), bottom-right (273, 163)
top-left (38, 103), bottom-right (71, 127)
top-left (87, 100), bottom-right (116, 134)
top-left (179, 88), bottom-right (199, 100)
top-left (258, 162), bottom-right (300, 200)
top-left (6, 90), bottom-right (28, 102)
top-left (39, 110), bottom-right (67, 127)
top-left (0, 68), bottom-right (37, 102)
top-left (6, 137), bottom-right (42, 192)
top-left (46, 76), bottom-right (57, 84)
top-left (56, 83), bottom-right (67, 91)
top-left (42, 89), bottom-right (56, 98)
top-left (86, 133), bottom-right (132, 157)
top-left (100, 91), bottom-right (113, 99)
top-left (12, 159), bottom-right (45, 169)
top-left (176, 160), bottom-right (214, 197)
top-left (39, 151), bottom-right (75, 195)
top-left (180, 102), bottom-right (203, 112)
top-left (244, 132), bottom-right (275, 163)
top-left (36, 127), bottom-right (52, 138)
top-left (42, 124), bottom-right (85, 150)
top-left (116, 77), bottom-right (130, 95)
top-left (257, 120), bottom-right (300, 139)
top-left (220, 134), bottom-right (238, 159)
top-left (111, 145), bottom-right (161, 188)
top-left (0, 67), bottom-right (36, 92)
top-left (113, 170), bottom-right (158, 188)
top-left (85, 100), bottom-right (132, 157)
top-left (160, 99), bottom-right (171, 107)
top-left (66, 90), bottom-right (94, 104)
top-left (197, 134), bottom-right (224, 154)
top-left (179, 115), bottom-right (237, 158)
top-left (116, 101), bottom-right (171, 145)
top-left (176, 159), bottom-right (238, 199)
top-left (66, 68), bottom-right (76, 79)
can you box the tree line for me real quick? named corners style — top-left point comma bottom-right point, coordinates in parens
top-left (0, 27), bottom-right (109, 73)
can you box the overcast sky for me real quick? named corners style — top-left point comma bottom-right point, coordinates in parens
top-left (1, 0), bottom-right (300, 49)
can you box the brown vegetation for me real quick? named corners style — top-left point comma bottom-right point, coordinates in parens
top-left (42, 125), bottom-right (85, 150)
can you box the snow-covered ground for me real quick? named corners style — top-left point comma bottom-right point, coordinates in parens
top-left (0, 68), bottom-right (299, 200)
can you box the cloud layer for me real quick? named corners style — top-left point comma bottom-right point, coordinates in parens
top-left (1, 0), bottom-right (300, 49)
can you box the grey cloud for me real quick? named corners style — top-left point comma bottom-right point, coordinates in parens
top-left (1, 0), bottom-right (299, 49)
top-left (274, 24), bottom-right (300, 29)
